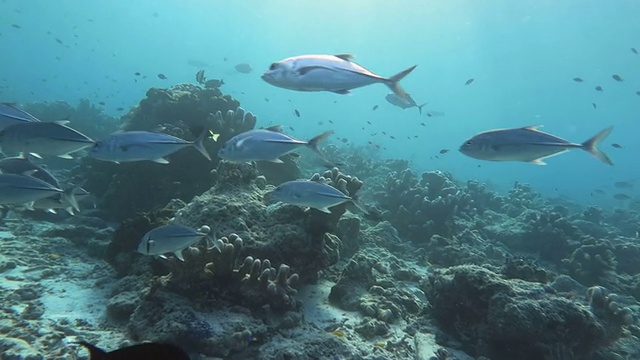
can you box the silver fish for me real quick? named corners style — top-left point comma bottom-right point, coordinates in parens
top-left (385, 93), bottom-right (427, 114)
top-left (218, 126), bottom-right (331, 163)
top-left (0, 103), bottom-right (40, 130)
top-left (261, 54), bottom-right (416, 103)
top-left (459, 125), bottom-right (613, 165)
top-left (0, 121), bottom-right (94, 159)
top-left (234, 63), bottom-right (253, 74)
top-left (89, 129), bottom-right (211, 164)
top-left (0, 173), bottom-right (74, 207)
top-left (137, 224), bottom-right (211, 261)
top-left (0, 154), bottom-right (60, 188)
top-left (269, 180), bottom-right (368, 214)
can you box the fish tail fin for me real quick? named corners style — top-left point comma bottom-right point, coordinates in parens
top-left (63, 186), bottom-right (80, 213)
top-left (350, 194), bottom-right (370, 216)
top-left (77, 341), bottom-right (108, 360)
top-left (193, 128), bottom-right (212, 161)
top-left (417, 102), bottom-right (427, 115)
top-left (581, 126), bottom-right (614, 165)
top-left (307, 130), bottom-right (333, 162)
top-left (385, 65), bottom-right (417, 104)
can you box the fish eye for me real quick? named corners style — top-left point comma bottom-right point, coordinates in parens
top-left (466, 140), bottom-right (472, 146)
top-left (269, 63), bottom-right (278, 71)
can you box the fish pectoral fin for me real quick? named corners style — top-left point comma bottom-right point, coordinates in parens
top-left (152, 158), bottom-right (170, 164)
top-left (316, 207), bottom-right (332, 214)
top-left (174, 250), bottom-right (185, 261)
top-left (262, 158), bottom-right (284, 164)
top-left (331, 89), bottom-right (351, 95)
top-left (528, 159), bottom-right (547, 165)
top-left (297, 66), bottom-right (335, 76)
top-left (29, 152), bottom-right (42, 159)
top-left (334, 54), bottom-right (355, 61)
top-left (58, 154), bottom-right (73, 159)
top-left (64, 207), bottom-right (75, 215)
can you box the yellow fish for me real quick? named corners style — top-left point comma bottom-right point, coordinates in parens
top-left (208, 130), bottom-right (220, 142)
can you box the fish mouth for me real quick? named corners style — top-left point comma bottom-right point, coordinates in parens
top-left (260, 73), bottom-right (273, 83)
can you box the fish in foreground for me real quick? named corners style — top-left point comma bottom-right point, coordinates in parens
top-left (77, 341), bottom-right (189, 360)
top-left (270, 180), bottom-right (369, 214)
top-left (0, 121), bottom-right (94, 158)
top-left (0, 174), bottom-right (77, 210)
top-left (137, 224), bottom-right (212, 261)
top-left (88, 129), bottom-right (211, 164)
top-left (459, 125), bottom-right (614, 165)
top-left (0, 103), bottom-right (40, 130)
top-left (261, 54), bottom-right (417, 103)
top-left (385, 93), bottom-right (427, 114)
top-left (218, 126), bottom-right (332, 164)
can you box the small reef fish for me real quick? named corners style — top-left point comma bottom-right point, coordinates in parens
top-left (234, 63), bottom-right (253, 74)
top-left (0, 174), bottom-right (76, 209)
top-left (261, 54), bottom-right (417, 103)
top-left (137, 224), bottom-right (212, 261)
top-left (218, 126), bottom-right (332, 164)
top-left (0, 121), bottom-right (95, 159)
top-left (204, 79), bottom-right (224, 88)
top-left (465, 78), bottom-right (474, 85)
top-left (614, 181), bottom-right (634, 189)
top-left (459, 125), bottom-right (614, 165)
top-left (0, 103), bottom-right (40, 130)
top-left (632, 48), bottom-right (638, 55)
top-left (611, 143), bottom-right (623, 149)
top-left (157, 73), bottom-right (167, 80)
top-left (612, 74), bottom-right (623, 82)
top-left (77, 341), bottom-right (190, 360)
top-left (573, 77), bottom-right (583, 82)
top-left (195, 69), bottom-right (206, 84)
top-left (88, 129), bottom-right (211, 164)
top-left (269, 180), bottom-right (368, 214)
top-left (595, 86), bottom-right (603, 92)
top-left (294, 109), bottom-right (301, 117)
top-left (426, 111), bottom-right (444, 117)
top-left (372, 105), bottom-right (378, 111)
top-left (613, 193), bottom-right (631, 200)
top-left (385, 93), bottom-right (427, 114)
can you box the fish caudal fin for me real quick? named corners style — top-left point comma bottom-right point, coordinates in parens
top-left (417, 103), bottom-right (427, 115)
top-left (581, 126), bottom-right (614, 165)
top-left (193, 128), bottom-right (212, 161)
top-left (385, 65), bottom-right (417, 104)
top-left (63, 187), bottom-right (80, 212)
top-left (77, 341), bottom-right (108, 360)
top-left (350, 195), bottom-right (370, 216)
top-left (307, 131), bottom-right (333, 163)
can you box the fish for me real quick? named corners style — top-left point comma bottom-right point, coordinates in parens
top-left (426, 111), bottom-right (444, 117)
top-left (592, 103), bottom-right (597, 109)
top-left (195, 70), bottom-right (206, 84)
top-left (459, 125), bottom-right (614, 165)
top-left (439, 149), bottom-right (449, 154)
top-left (204, 79), bottom-right (224, 88)
top-left (372, 105), bottom-right (378, 111)
top-left (157, 73), bottom-right (167, 80)
top-left (88, 129), bottom-right (211, 164)
top-left (613, 193), bottom-right (631, 200)
top-left (0, 103), bottom-right (40, 130)
top-left (269, 180), bottom-right (368, 214)
top-left (385, 93), bottom-right (427, 114)
top-left (77, 341), bottom-right (190, 360)
top-left (633, 48), bottom-right (638, 55)
top-left (0, 154), bottom-right (60, 188)
top-left (0, 121), bottom-right (95, 159)
top-left (134, 72), bottom-right (141, 76)
top-left (636, 91), bottom-right (640, 96)
top-left (0, 174), bottom-right (76, 208)
top-left (612, 143), bottom-right (623, 148)
top-left (137, 224), bottom-right (212, 261)
top-left (234, 63), bottom-right (253, 74)
top-left (573, 77), bottom-right (583, 82)
top-left (595, 86), bottom-right (603, 92)
top-left (55, 38), bottom-right (63, 44)
top-left (218, 126), bottom-right (332, 164)
top-left (294, 109), bottom-right (301, 117)
top-left (261, 54), bottom-right (417, 103)
top-left (612, 74), bottom-right (623, 82)
top-left (465, 78), bottom-right (474, 85)
top-left (614, 181), bottom-right (634, 189)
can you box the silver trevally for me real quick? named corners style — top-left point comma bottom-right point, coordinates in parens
top-left (0, 103), bottom-right (40, 130)
top-left (137, 224), bottom-right (212, 261)
top-left (0, 154), bottom-right (60, 188)
top-left (88, 129), bottom-right (211, 164)
top-left (459, 125), bottom-right (614, 165)
top-left (261, 54), bottom-right (417, 103)
top-left (0, 173), bottom-right (76, 208)
top-left (270, 180), bottom-right (368, 214)
top-left (31, 186), bottom-right (91, 215)
top-left (218, 126), bottom-right (332, 163)
top-left (0, 121), bottom-right (95, 159)
top-left (385, 93), bottom-right (427, 114)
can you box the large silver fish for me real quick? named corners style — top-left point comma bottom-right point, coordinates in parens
top-left (0, 154), bottom-right (60, 187)
top-left (0, 103), bottom-right (39, 130)
top-left (88, 129), bottom-right (211, 164)
top-left (137, 224), bottom-right (212, 261)
top-left (0, 121), bottom-right (94, 158)
top-left (261, 54), bottom-right (416, 103)
top-left (385, 93), bottom-right (427, 114)
top-left (0, 173), bottom-right (75, 207)
top-left (459, 125), bottom-right (614, 165)
top-left (218, 126), bottom-right (332, 163)
top-left (269, 180), bottom-right (368, 214)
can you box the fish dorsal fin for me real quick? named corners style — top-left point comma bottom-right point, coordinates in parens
top-left (334, 54), bottom-right (355, 61)
top-left (523, 125), bottom-right (543, 131)
top-left (265, 125), bottom-right (283, 132)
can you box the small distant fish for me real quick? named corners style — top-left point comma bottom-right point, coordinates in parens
top-left (592, 189), bottom-right (605, 195)
top-left (234, 63), bottom-right (253, 74)
top-left (195, 69), bottom-right (206, 84)
top-left (459, 125), bottom-right (614, 165)
top-left (328, 120), bottom-right (333, 124)
top-left (262, 54), bottom-right (417, 103)
top-left (204, 79), bottom-right (224, 88)
top-left (134, 72), bottom-right (140, 76)
top-left (264, 98), bottom-right (269, 102)
top-left (0, 121), bottom-right (94, 158)
top-left (635, 91), bottom-right (640, 96)
top-left (595, 86), bottom-right (603, 92)
top-left (573, 77), bottom-right (583, 82)
top-left (11, 24), bottom-right (20, 29)
top-left (116, 107), bottom-right (124, 111)
top-left (613, 193), bottom-right (631, 200)
top-left (614, 181), bottom-right (634, 189)
top-left (612, 74), bottom-right (623, 82)
top-left (78, 341), bottom-right (190, 360)
top-left (465, 78), bottom-right (474, 85)
top-left (89, 129), bottom-right (211, 164)
top-left (137, 224), bottom-right (212, 261)
top-left (218, 126), bottom-right (332, 164)
top-left (611, 143), bottom-right (623, 149)
top-left (372, 105), bottom-right (378, 111)
top-left (632, 48), bottom-right (638, 55)
top-left (420, 122), bottom-right (425, 126)
top-left (385, 93), bottom-right (427, 114)
top-left (294, 109), bottom-right (300, 117)
top-left (98, 102), bottom-right (105, 106)
top-left (269, 180), bottom-right (369, 214)
top-left (341, 138), bottom-right (348, 143)
top-left (439, 149), bottom-right (449, 154)
top-left (592, 103), bottom-right (597, 109)
top-left (157, 73), bottom-right (167, 80)
top-left (426, 111), bottom-right (444, 117)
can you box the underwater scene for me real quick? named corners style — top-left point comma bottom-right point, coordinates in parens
top-left (1, 0), bottom-right (640, 359)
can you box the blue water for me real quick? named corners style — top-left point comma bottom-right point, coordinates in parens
top-left (2, 0), bottom-right (639, 207)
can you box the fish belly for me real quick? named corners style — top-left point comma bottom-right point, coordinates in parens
top-left (296, 69), bottom-right (379, 91)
